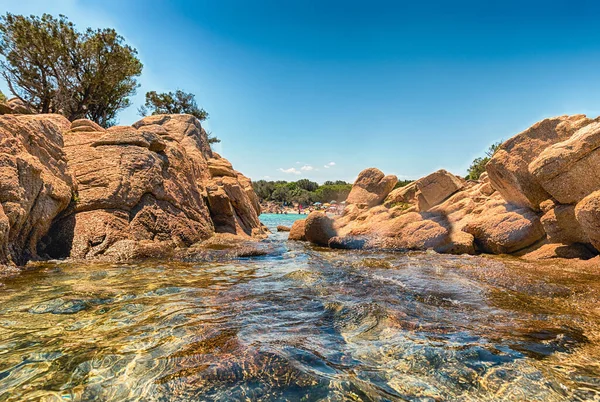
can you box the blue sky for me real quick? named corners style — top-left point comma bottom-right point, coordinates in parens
top-left (1, 0), bottom-right (599, 183)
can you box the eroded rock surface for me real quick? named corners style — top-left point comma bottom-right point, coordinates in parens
top-left (346, 168), bottom-right (397, 208)
top-left (486, 115), bottom-right (592, 210)
top-left (293, 114), bottom-right (600, 262)
top-left (0, 113), bottom-right (266, 265)
top-left (0, 114), bottom-right (73, 265)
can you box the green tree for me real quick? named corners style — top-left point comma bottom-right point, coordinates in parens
top-left (467, 142), bottom-right (502, 180)
top-left (139, 90), bottom-right (208, 121)
top-left (295, 179), bottom-right (319, 192)
top-left (394, 179), bottom-right (414, 189)
top-left (0, 13), bottom-right (142, 127)
top-left (139, 89), bottom-right (219, 143)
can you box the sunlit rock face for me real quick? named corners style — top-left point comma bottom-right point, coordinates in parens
top-left (0, 113), bottom-right (266, 265)
top-left (292, 114), bottom-right (600, 261)
top-left (486, 114), bottom-right (593, 210)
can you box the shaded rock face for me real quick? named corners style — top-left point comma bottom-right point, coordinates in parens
top-left (0, 114), bottom-right (73, 265)
top-left (346, 168), bottom-right (397, 208)
top-left (540, 202), bottom-right (589, 245)
top-left (42, 119), bottom-right (214, 259)
top-left (575, 191), bottom-right (600, 252)
top-left (0, 98), bottom-right (35, 116)
top-left (486, 115), bottom-right (592, 210)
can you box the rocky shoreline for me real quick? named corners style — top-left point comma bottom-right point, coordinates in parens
top-left (2, 112), bottom-right (600, 273)
top-left (0, 113), bottom-right (268, 274)
top-left (289, 114), bottom-right (600, 265)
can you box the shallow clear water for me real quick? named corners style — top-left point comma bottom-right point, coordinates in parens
top-left (0, 214), bottom-right (599, 401)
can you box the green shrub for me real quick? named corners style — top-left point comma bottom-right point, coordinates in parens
top-left (467, 142), bottom-right (502, 180)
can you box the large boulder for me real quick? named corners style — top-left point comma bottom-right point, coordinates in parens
top-left (346, 168), bottom-right (397, 208)
top-left (384, 181), bottom-right (417, 207)
top-left (539, 202), bottom-right (589, 245)
top-left (529, 121), bottom-right (600, 204)
top-left (304, 212), bottom-right (336, 246)
top-left (574, 191), bottom-right (600, 252)
top-left (288, 219), bottom-right (306, 241)
top-left (0, 114), bottom-right (73, 265)
top-left (486, 115), bottom-right (593, 210)
top-left (41, 115), bottom-right (266, 260)
top-left (414, 169), bottom-right (464, 211)
top-left (462, 204), bottom-right (545, 254)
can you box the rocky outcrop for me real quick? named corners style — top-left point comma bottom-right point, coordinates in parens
top-left (574, 191), bottom-right (600, 252)
top-left (288, 219), bottom-right (307, 241)
top-left (414, 169), bottom-right (464, 211)
top-left (0, 114), bottom-right (73, 265)
top-left (292, 114), bottom-right (600, 262)
top-left (486, 115), bottom-right (593, 210)
top-left (461, 203), bottom-right (545, 254)
top-left (0, 98), bottom-right (35, 116)
top-left (0, 113), bottom-right (266, 266)
top-left (539, 201), bottom-right (589, 245)
top-left (304, 212), bottom-right (336, 246)
top-left (346, 168), bottom-right (397, 208)
top-left (529, 121), bottom-right (600, 204)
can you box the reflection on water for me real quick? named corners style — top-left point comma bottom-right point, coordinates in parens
top-left (0, 215), bottom-right (599, 401)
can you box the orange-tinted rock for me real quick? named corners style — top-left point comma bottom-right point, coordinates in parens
top-left (486, 115), bottom-right (592, 210)
top-left (462, 204), bottom-right (545, 254)
top-left (574, 191), bottom-right (600, 252)
top-left (529, 121), bottom-right (600, 204)
top-left (0, 114), bottom-right (73, 265)
top-left (304, 212), bottom-right (336, 246)
top-left (288, 219), bottom-right (307, 241)
top-left (347, 168), bottom-right (397, 208)
top-left (414, 169), bottom-right (464, 211)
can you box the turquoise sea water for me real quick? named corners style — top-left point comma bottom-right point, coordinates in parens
top-left (0, 213), bottom-right (598, 400)
top-left (259, 213), bottom-right (306, 231)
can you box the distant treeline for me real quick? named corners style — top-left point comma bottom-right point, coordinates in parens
top-left (253, 179), bottom-right (352, 205)
top-left (253, 178), bottom-right (414, 205)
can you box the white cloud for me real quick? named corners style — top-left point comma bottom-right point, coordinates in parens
top-left (324, 165), bottom-right (330, 169)
top-left (263, 175), bottom-right (271, 179)
top-left (300, 165), bottom-right (315, 171)
top-left (279, 167), bottom-right (301, 175)
top-left (328, 162), bottom-right (336, 166)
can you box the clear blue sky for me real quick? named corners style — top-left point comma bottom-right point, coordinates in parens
top-left (1, 0), bottom-right (599, 183)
